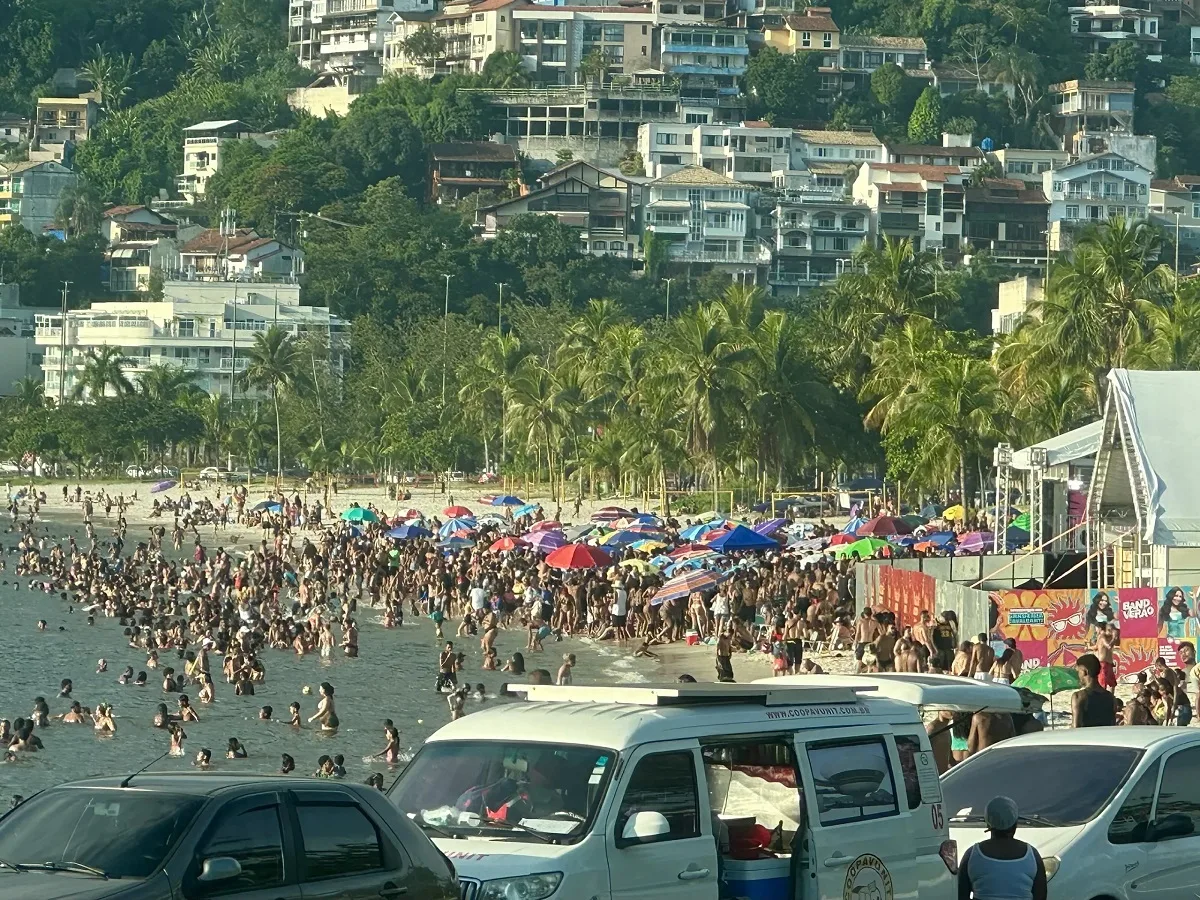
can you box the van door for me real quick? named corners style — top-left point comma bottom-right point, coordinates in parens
top-left (605, 740), bottom-right (718, 900)
top-left (1132, 743), bottom-right (1200, 898)
top-left (794, 727), bottom-right (935, 900)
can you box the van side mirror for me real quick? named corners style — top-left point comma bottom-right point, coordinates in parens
top-left (619, 810), bottom-right (671, 846)
top-left (1150, 813), bottom-right (1194, 842)
top-left (198, 857), bottom-right (242, 883)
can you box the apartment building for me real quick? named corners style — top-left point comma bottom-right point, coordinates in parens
top-left (1048, 79), bottom-right (1135, 157)
top-left (288, 72), bottom-right (376, 117)
top-left (513, 6), bottom-right (655, 85)
top-left (764, 186), bottom-right (868, 291)
top-left (178, 229), bottom-right (303, 282)
top-left (790, 128), bottom-right (886, 192)
top-left (993, 276), bottom-right (1043, 335)
top-left (1043, 151), bottom-right (1151, 249)
top-left (653, 0), bottom-right (734, 25)
top-left (644, 165), bottom-right (769, 273)
top-left (1193, 24), bottom-right (1200, 63)
top-left (886, 139), bottom-right (983, 169)
top-left (661, 25), bottom-right (748, 119)
top-left (962, 178), bottom-right (1049, 267)
top-left (476, 159), bottom-right (646, 257)
top-left (35, 281), bottom-right (346, 402)
top-left (763, 7), bottom-right (839, 53)
top-left (177, 121), bottom-right (280, 205)
top-left (427, 141), bottom-right (518, 202)
top-left (0, 160), bottom-right (78, 234)
top-left (851, 162), bottom-right (968, 251)
top-left (0, 115), bottom-right (29, 145)
top-left (932, 65), bottom-right (1014, 99)
top-left (102, 206), bottom-right (185, 295)
top-left (29, 97), bottom-right (99, 163)
top-left (1069, 2), bottom-right (1163, 61)
top-left (638, 121), bottom-right (791, 183)
top-left (1150, 173), bottom-right (1200, 258)
top-left (429, 0), bottom-right (522, 75)
top-left (988, 148), bottom-right (1071, 187)
top-left (289, 0), bottom-right (437, 77)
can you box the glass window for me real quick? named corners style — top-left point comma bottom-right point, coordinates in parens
top-left (1153, 748), bottom-right (1200, 839)
top-left (894, 736), bottom-right (923, 811)
top-left (199, 805), bottom-right (285, 891)
top-left (297, 804), bottom-right (384, 880)
top-left (0, 789), bottom-right (203, 880)
top-left (1108, 763), bottom-right (1159, 845)
top-left (806, 738), bottom-right (898, 826)
top-left (618, 751), bottom-right (699, 843)
top-left (943, 746), bottom-right (1140, 827)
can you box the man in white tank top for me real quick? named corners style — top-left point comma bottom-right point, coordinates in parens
top-left (959, 796), bottom-right (1048, 900)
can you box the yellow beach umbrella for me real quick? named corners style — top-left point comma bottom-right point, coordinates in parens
top-left (943, 505), bottom-right (967, 521)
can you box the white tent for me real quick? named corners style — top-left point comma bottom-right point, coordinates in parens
top-left (1011, 421), bottom-right (1102, 471)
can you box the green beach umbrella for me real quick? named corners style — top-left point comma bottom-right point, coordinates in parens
top-left (901, 513), bottom-right (928, 527)
top-left (833, 537), bottom-right (893, 559)
top-left (1011, 512), bottom-right (1030, 531)
top-left (1013, 666), bottom-right (1079, 695)
top-left (340, 507), bottom-right (379, 523)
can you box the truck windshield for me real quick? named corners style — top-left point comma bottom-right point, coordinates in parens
top-left (389, 741), bottom-right (615, 843)
top-left (0, 788), bottom-right (204, 878)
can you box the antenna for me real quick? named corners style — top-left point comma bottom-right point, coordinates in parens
top-left (119, 749), bottom-right (172, 788)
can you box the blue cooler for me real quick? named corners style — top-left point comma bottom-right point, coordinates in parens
top-left (722, 856), bottom-right (791, 900)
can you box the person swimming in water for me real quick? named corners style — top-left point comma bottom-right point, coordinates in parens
top-left (93, 704), bottom-right (115, 733)
top-left (375, 720), bottom-right (401, 764)
top-left (59, 678), bottom-right (72, 698)
top-left (178, 694), bottom-right (200, 722)
top-left (96, 658), bottom-right (107, 674)
top-left (259, 705), bottom-right (272, 720)
top-left (288, 701), bottom-right (302, 727)
top-left (308, 682), bottom-right (339, 732)
top-left (194, 748), bottom-right (211, 768)
top-left (226, 737), bottom-right (247, 759)
top-left (118, 666), bottom-right (133, 685)
top-left (280, 753), bottom-right (295, 774)
top-left (168, 723), bottom-right (187, 756)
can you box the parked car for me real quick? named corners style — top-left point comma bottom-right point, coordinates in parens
top-left (198, 467), bottom-right (224, 481)
top-left (150, 465), bottom-right (180, 478)
top-left (478, 472), bottom-right (499, 484)
top-left (124, 465), bottom-right (148, 479)
top-left (0, 773), bottom-right (459, 899)
top-left (447, 471), bottom-right (465, 482)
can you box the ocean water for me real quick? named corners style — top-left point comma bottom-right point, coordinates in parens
top-left (0, 511), bottom-right (653, 800)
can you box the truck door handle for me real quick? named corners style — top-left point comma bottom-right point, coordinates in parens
top-left (678, 867), bottom-right (711, 880)
top-left (824, 853), bottom-right (852, 868)
top-left (379, 885), bottom-right (408, 898)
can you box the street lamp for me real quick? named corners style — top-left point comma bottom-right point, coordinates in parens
top-left (661, 277), bottom-right (673, 323)
top-left (441, 274), bottom-right (452, 407)
top-left (496, 282), bottom-right (507, 335)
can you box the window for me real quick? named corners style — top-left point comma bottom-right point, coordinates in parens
top-left (1053, 181), bottom-right (1064, 193)
top-left (1108, 763), bottom-right (1159, 845)
top-left (1066, 205), bottom-right (1079, 220)
top-left (815, 215), bottom-right (835, 229)
top-left (656, 132), bottom-right (679, 145)
top-left (474, 13), bottom-right (483, 20)
top-left (297, 804), bottom-right (384, 880)
top-left (894, 736), bottom-right (923, 811)
top-left (603, 24), bottom-right (624, 42)
top-left (617, 752), bottom-right (699, 844)
top-left (198, 805), bottom-right (285, 892)
top-left (927, 189), bottom-right (942, 215)
top-left (806, 739), bottom-right (898, 826)
top-left (1154, 747), bottom-right (1200, 839)
top-left (823, 31), bottom-right (832, 47)
top-left (801, 31), bottom-right (811, 47)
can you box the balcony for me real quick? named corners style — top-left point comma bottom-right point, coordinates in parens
top-left (880, 212), bottom-right (921, 231)
top-left (667, 240), bottom-right (771, 263)
top-left (220, 358), bottom-right (250, 372)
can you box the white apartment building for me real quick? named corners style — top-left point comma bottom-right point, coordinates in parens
top-left (1043, 151), bottom-right (1151, 249)
top-left (513, 6), bottom-right (655, 86)
top-left (0, 286), bottom-right (40, 396)
top-left (0, 160), bottom-right (78, 234)
top-left (660, 25), bottom-right (748, 119)
top-left (179, 228), bottom-right (303, 282)
top-left (29, 97), bottom-right (99, 163)
top-left (1069, 2), bottom-right (1163, 61)
top-left (765, 186), bottom-right (869, 291)
top-left (291, 0), bottom-right (435, 77)
top-left (177, 121), bottom-right (279, 204)
top-left (102, 205), bottom-right (189, 295)
top-left (852, 162), bottom-right (968, 251)
top-left (1150, 174), bottom-right (1200, 257)
top-left (790, 129), bottom-right (885, 193)
top-left (638, 121), bottom-right (790, 183)
top-left (988, 148), bottom-right (1071, 187)
top-left (34, 281), bottom-right (346, 402)
top-left (644, 165), bottom-right (770, 273)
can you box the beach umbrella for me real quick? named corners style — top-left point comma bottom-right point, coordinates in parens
top-left (856, 515), bottom-right (914, 537)
top-left (956, 531), bottom-right (993, 554)
top-left (1011, 512), bottom-right (1031, 532)
top-left (669, 542), bottom-right (709, 557)
top-left (680, 521), bottom-right (723, 541)
top-left (1013, 666), bottom-right (1080, 695)
top-left (489, 536), bottom-right (520, 552)
top-left (341, 507), bottom-right (379, 523)
top-left (386, 524), bottom-right (432, 541)
top-left (443, 505), bottom-right (474, 518)
top-left (833, 537), bottom-right (893, 559)
top-left (438, 535), bottom-right (475, 550)
top-left (545, 542), bottom-right (612, 569)
top-left (512, 503), bottom-right (540, 518)
top-left (708, 524), bottom-right (778, 553)
top-left (591, 506), bottom-right (631, 522)
top-left (599, 530), bottom-right (641, 548)
top-left (619, 558), bottom-right (659, 574)
top-left (564, 523), bottom-right (597, 541)
top-left (395, 507), bottom-right (424, 520)
top-left (664, 557), bottom-right (712, 577)
top-left (913, 541), bottom-right (944, 553)
top-left (631, 538), bottom-right (668, 552)
top-left (920, 504), bottom-right (945, 519)
top-left (522, 530), bottom-right (566, 553)
top-left (924, 531), bottom-right (957, 546)
top-left (150, 479), bottom-right (177, 494)
top-left (652, 568), bottom-right (725, 605)
top-left (1006, 526), bottom-right (1031, 550)
top-left (529, 520), bottom-right (563, 532)
top-left (828, 533), bottom-right (857, 546)
top-left (900, 513), bottom-right (928, 528)
top-left (650, 554), bottom-right (674, 568)
top-left (622, 521), bottom-right (666, 535)
top-left (753, 518), bottom-right (788, 536)
top-left (788, 536), bottom-right (829, 551)
top-left (491, 495), bottom-right (524, 506)
top-left (476, 513), bottom-right (508, 527)
top-left (943, 504), bottom-right (967, 521)
top-left (438, 517), bottom-right (477, 537)
top-left (250, 499), bottom-right (281, 512)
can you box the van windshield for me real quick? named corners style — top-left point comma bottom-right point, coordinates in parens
top-left (389, 741), bottom-right (615, 843)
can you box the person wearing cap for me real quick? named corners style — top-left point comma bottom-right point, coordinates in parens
top-left (958, 796), bottom-right (1047, 900)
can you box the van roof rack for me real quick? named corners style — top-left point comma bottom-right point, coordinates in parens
top-left (500, 682), bottom-right (866, 708)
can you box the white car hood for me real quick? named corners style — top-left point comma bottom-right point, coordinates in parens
top-left (951, 823), bottom-right (1085, 860)
top-left (436, 837), bottom-right (574, 880)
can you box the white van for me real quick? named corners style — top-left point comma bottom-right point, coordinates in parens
top-left (387, 682), bottom-right (959, 900)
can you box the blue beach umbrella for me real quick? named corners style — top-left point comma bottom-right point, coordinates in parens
top-left (438, 517), bottom-right (477, 537)
top-left (513, 503), bottom-right (540, 518)
top-left (491, 495), bottom-right (524, 506)
top-left (680, 520), bottom-right (723, 541)
top-left (438, 535), bottom-right (476, 551)
top-left (707, 524), bottom-right (778, 552)
top-left (387, 524), bottom-right (432, 541)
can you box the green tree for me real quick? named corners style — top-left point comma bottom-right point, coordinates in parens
top-left (481, 51), bottom-right (529, 88)
top-left (400, 26), bottom-right (447, 69)
top-left (73, 346), bottom-right (133, 400)
top-left (56, 180), bottom-right (104, 238)
top-left (745, 48), bottom-right (823, 122)
top-left (242, 326), bottom-right (305, 481)
top-left (907, 85), bottom-right (943, 144)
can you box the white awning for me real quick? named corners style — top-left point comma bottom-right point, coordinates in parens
top-left (1011, 421), bottom-right (1102, 470)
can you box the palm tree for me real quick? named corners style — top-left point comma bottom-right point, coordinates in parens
top-left (73, 346), bottom-right (133, 400)
top-left (232, 404), bottom-right (273, 470)
top-left (1127, 281), bottom-right (1200, 370)
top-left (56, 180), bottom-right (104, 238)
top-left (242, 326), bottom-right (305, 482)
top-left (79, 47), bottom-right (135, 108)
top-left (860, 317), bottom-right (949, 431)
top-left (457, 332), bottom-right (531, 471)
top-left (11, 376), bottom-right (44, 413)
top-left (195, 393), bottom-right (230, 464)
top-left (507, 364), bottom-right (567, 490)
top-left (481, 50), bottom-right (530, 88)
top-left (137, 364), bottom-right (203, 404)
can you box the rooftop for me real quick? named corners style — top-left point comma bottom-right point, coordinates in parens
top-left (865, 162), bottom-right (963, 181)
top-left (1050, 79), bottom-right (1135, 93)
top-left (794, 128), bottom-right (881, 146)
top-left (428, 141), bottom-right (518, 163)
top-left (840, 34), bottom-right (926, 50)
top-left (784, 11), bottom-right (838, 31)
top-left (965, 178), bottom-right (1049, 204)
top-left (102, 204), bottom-right (149, 219)
top-left (1152, 174), bottom-right (1200, 191)
top-left (180, 228), bottom-right (280, 256)
top-left (653, 165), bottom-right (740, 187)
top-left (183, 119), bottom-right (248, 132)
top-left (889, 143), bottom-right (983, 159)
